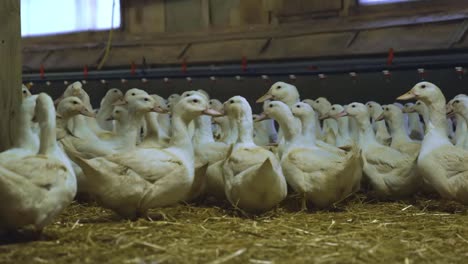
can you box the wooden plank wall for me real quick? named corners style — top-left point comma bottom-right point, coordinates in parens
top-left (0, 0), bottom-right (22, 151)
top-left (21, 0), bottom-right (468, 71)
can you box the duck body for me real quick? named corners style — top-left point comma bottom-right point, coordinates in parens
top-left (347, 103), bottom-right (419, 199)
top-left (0, 93), bottom-right (76, 232)
top-left (223, 96), bottom-right (287, 213)
top-left (266, 101), bottom-right (361, 209)
top-left (70, 94), bottom-right (218, 218)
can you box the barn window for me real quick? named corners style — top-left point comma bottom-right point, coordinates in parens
top-left (21, 0), bottom-right (121, 37)
top-left (359, 0), bottom-right (416, 5)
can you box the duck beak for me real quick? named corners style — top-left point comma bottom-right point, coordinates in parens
top-left (203, 108), bottom-right (223, 117)
top-left (255, 112), bottom-right (269, 122)
top-left (375, 113), bottom-right (384, 121)
top-left (80, 106), bottom-right (96, 118)
top-left (335, 111), bottom-right (348, 117)
top-left (256, 93), bottom-right (273, 103)
top-left (397, 90), bottom-right (416, 100)
top-left (446, 104), bottom-right (455, 117)
top-left (106, 116), bottom-right (115, 121)
top-left (319, 114), bottom-right (329, 120)
top-left (153, 106), bottom-right (169, 114)
top-left (113, 99), bottom-right (127, 106)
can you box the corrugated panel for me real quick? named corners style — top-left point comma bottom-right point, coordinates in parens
top-left (209, 0), bottom-right (239, 27)
top-left (165, 0), bottom-right (203, 32)
top-left (106, 45), bottom-right (186, 66)
top-left (184, 39), bottom-right (267, 62)
top-left (260, 32), bottom-right (355, 59)
top-left (350, 22), bottom-right (456, 53)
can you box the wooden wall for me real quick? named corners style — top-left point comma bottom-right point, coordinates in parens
top-left (0, 0), bottom-right (22, 151)
top-left (22, 0), bottom-right (468, 71)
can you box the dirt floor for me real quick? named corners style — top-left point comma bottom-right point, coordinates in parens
top-left (0, 194), bottom-right (467, 264)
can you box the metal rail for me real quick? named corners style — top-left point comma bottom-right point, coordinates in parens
top-left (22, 52), bottom-right (468, 82)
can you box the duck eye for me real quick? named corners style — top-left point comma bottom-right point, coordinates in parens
top-left (193, 99), bottom-right (199, 103)
top-left (114, 90), bottom-right (118, 93)
top-left (315, 100), bottom-right (320, 103)
top-left (116, 110), bottom-right (120, 114)
top-left (277, 86), bottom-right (282, 89)
top-left (421, 85), bottom-right (426, 89)
top-left (296, 105), bottom-right (300, 108)
top-left (209, 102), bottom-right (212, 105)
top-left (229, 100), bottom-right (234, 104)
top-left (331, 107), bottom-right (335, 110)
top-left (455, 100), bottom-right (460, 104)
top-left (385, 108), bottom-right (389, 111)
top-left (73, 101), bottom-right (78, 105)
top-left (144, 98), bottom-right (149, 102)
top-left (269, 104), bottom-right (273, 108)
top-left (22, 90), bottom-right (27, 94)
top-left (352, 105), bottom-right (356, 108)
top-left (368, 105), bottom-right (372, 108)
top-left (131, 93), bottom-right (136, 96)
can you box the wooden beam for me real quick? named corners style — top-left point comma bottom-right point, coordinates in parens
top-left (0, 0), bottom-right (22, 151)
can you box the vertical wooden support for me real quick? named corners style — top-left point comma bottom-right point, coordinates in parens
top-left (0, 0), bottom-right (22, 151)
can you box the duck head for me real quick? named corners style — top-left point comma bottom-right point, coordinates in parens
top-left (22, 84), bottom-right (32, 99)
top-left (256, 81), bottom-right (299, 104)
top-left (306, 97), bottom-right (332, 120)
top-left (224, 96), bottom-right (252, 120)
top-left (107, 106), bottom-right (128, 122)
top-left (291, 102), bottom-right (315, 120)
top-left (56, 96), bottom-right (95, 119)
top-left (175, 94), bottom-right (221, 122)
top-left (258, 100), bottom-right (290, 122)
top-left (377, 104), bottom-right (402, 122)
top-left (327, 104), bottom-right (346, 119)
top-left (344, 103), bottom-right (370, 120)
top-left (365, 101), bottom-right (384, 121)
top-left (397, 81), bottom-right (444, 105)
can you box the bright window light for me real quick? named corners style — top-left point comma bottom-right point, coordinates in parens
top-left (21, 0), bottom-right (121, 37)
top-left (360, 0), bottom-right (414, 5)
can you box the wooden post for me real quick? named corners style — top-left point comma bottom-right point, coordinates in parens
top-left (0, 0), bottom-right (22, 151)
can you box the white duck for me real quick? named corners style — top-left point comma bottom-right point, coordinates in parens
top-left (0, 95), bottom-right (39, 164)
top-left (222, 96), bottom-right (287, 213)
top-left (55, 97), bottom-right (96, 195)
top-left (57, 81), bottom-right (107, 136)
top-left (398, 82), bottom-right (468, 204)
top-left (0, 93), bottom-right (76, 233)
top-left (252, 113), bottom-right (278, 146)
top-left (402, 103), bottom-right (424, 140)
top-left (448, 95), bottom-right (468, 149)
top-left (96, 88), bottom-right (123, 131)
top-left (324, 104), bottom-right (355, 148)
top-left (366, 101), bottom-right (392, 146)
top-left (344, 103), bottom-right (419, 198)
top-left (70, 94), bottom-right (220, 218)
top-left (263, 101), bottom-right (361, 209)
top-left (378, 104), bottom-right (421, 156)
top-left (22, 84), bottom-right (32, 98)
top-left (306, 97), bottom-right (339, 146)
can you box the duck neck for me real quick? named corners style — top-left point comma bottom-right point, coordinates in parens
top-left (388, 116), bottom-right (411, 143)
top-left (299, 114), bottom-right (317, 145)
top-left (144, 112), bottom-right (162, 138)
top-left (193, 115), bottom-right (214, 144)
top-left (264, 119), bottom-right (278, 142)
top-left (224, 116), bottom-right (238, 144)
top-left (375, 120), bottom-right (389, 135)
top-left (169, 114), bottom-right (193, 150)
top-left (218, 117), bottom-right (232, 143)
top-left (336, 116), bottom-right (351, 140)
top-left (272, 112), bottom-right (299, 142)
top-left (454, 114), bottom-right (467, 145)
top-left (236, 113), bottom-right (255, 145)
top-left (121, 110), bottom-right (145, 146)
top-left (356, 116), bottom-right (377, 147)
top-left (38, 105), bottom-right (58, 155)
top-left (425, 99), bottom-right (449, 136)
top-left (13, 110), bottom-right (36, 149)
top-left (408, 113), bottom-right (421, 131)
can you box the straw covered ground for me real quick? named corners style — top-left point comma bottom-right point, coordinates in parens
top-left (1, 194), bottom-right (467, 264)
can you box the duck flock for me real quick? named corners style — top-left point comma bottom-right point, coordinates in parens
top-left (1, 80), bottom-right (467, 235)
